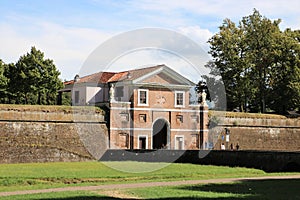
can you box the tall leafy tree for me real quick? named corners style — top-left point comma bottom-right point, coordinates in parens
top-left (240, 10), bottom-right (282, 112)
top-left (269, 29), bottom-right (300, 113)
top-left (0, 60), bottom-right (8, 103)
top-left (12, 47), bottom-right (63, 104)
top-left (208, 9), bottom-right (300, 113)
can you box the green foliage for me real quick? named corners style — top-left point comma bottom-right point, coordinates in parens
top-left (61, 91), bottom-right (72, 106)
top-left (208, 9), bottom-right (300, 113)
top-left (0, 60), bottom-right (8, 102)
top-left (0, 47), bottom-right (63, 105)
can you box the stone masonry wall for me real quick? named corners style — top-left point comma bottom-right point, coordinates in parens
top-left (0, 106), bottom-right (107, 163)
top-left (211, 116), bottom-right (300, 151)
top-left (0, 105), bottom-right (299, 164)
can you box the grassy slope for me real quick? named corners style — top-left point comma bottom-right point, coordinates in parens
top-left (0, 161), bottom-right (272, 192)
top-left (0, 161), bottom-right (299, 199)
top-left (126, 179), bottom-right (300, 199)
top-left (0, 162), bottom-right (298, 191)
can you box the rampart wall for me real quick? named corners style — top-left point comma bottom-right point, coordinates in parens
top-left (0, 106), bottom-right (107, 163)
top-left (0, 106), bottom-right (299, 164)
top-left (209, 113), bottom-right (300, 151)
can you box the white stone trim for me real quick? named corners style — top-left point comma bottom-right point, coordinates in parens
top-left (151, 118), bottom-right (170, 150)
top-left (110, 127), bottom-right (204, 132)
top-left (171, 129), bottom-right (200, 132)
top-left (137, 135), bottom-right (148, 149)
top-left (110, 127), bottom-right (151, 131)
top-left (174, 91), bottom-right (185, 108)
top-left (137, 89), bottom-right (149, 106)
top-left (175, 135), bottom-right (185, 150)
top-left (110, 107), bottom-right (204, 113)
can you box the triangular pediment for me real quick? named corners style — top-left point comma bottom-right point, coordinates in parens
top-left (141, 72), bottom-right (183, 85)
top-left (132, 65), bottom-right (195, 86)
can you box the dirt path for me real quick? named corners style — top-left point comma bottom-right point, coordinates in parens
top-left (1, 174), bottom-right (300, 197)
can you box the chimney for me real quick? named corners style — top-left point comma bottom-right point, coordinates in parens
top-left (74, 74), bottom-right (80, 82)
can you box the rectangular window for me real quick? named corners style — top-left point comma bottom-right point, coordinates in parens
top-left (138, 135), bottom-right (148, 149)
top-left (120, 113), bottom-right (129, 121)
top-left (74, 91), bottom-right (79, 104)
top-left (175, 91), bottom-right (185, 107)
top-left (138, 89), bottom-right (148, 106)
top-left (175, 136), bottom-right (184, 150)
top-left (116, 86), bottom-right (124, 97)
top-left (119, 133), bottom-right (128, 148)
top-left (139, 114), bottom-right (147, 122)
top-left (176, 115), bottom-right (183, 123)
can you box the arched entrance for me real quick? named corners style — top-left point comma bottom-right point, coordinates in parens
top-left (152, 118), bottom-right (170, 149)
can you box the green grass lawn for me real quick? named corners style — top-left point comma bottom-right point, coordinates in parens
top-left (0, 161), bottom-right (299, 199)
top-left (2, 179), bottom-right (300, 200)
top-left (125, 179), bottom-right (300, 199)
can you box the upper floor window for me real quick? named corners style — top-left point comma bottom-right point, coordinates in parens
top-left (175, 91), bottom-right (185, 107)
top-left (138, 89), bottom-right (149, 106)
top-left (74, 91), bottom-right (80, 104)
top-left (116, 86), bottom-right (124, 97)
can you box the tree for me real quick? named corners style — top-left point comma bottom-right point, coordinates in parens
top-left (12, 47), bottom-right (63, 105)
top-left (208, 9), bottom-right (300, 113)
top-left (268, 29), bottom-right (300, 113)
top-left (0, 60), bottom-right (8, 103)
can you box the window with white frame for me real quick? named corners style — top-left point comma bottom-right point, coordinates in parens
top-left (138, 135), bottom-right (148, 149)
top-left (175, 135), bottom-right (184, 150)
top-left (138, 89), bottom-right (148, 106)
top-left (175, 91), bottom-right (185, 107)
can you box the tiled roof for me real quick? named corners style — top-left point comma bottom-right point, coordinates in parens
top-left (64, 71), bottom-right (116, 85)
top-left (107, 65), bottom-right (164, 82)
top-left (64, 64), bottom-right (165, 85)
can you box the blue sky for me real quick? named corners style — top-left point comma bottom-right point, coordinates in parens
top-left (1, 0), bottom-right (300, 81)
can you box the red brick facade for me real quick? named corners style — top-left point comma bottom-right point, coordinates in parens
top-left (63, 65), bottom-right (209, 150)
top-left (108, 65), bottom-right (209, 150)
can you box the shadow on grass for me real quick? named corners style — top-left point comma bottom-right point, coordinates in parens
top-left (31, 178), bottom-right (300, 200)
top-left (175, 178), bottom-right (300, 200)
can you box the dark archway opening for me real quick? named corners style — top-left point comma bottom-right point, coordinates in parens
top-left (153, 119), bottom-right (168, 149)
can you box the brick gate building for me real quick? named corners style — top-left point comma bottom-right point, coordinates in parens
top-left (61, 65), bottom-right (209, 150)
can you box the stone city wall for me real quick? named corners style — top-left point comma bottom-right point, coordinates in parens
top-left (0, 105), bottom-right (107, 163)
top-left (0, 105), bottom-right (299, 164)
top-left (210, 114), bottom-right (300, 151)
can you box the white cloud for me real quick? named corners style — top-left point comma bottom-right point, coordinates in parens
top-left (178, 26), bottom-right (213, 52)
top-left (0, 21), bottom-right (110, 80)
top-left (1, 0), bottom-right (299, 82)
top-left (109, 49), bottom-right (206, 83)
top-left (130, 0), bottom-right (300, 29)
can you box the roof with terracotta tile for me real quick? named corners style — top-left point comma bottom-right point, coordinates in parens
top-left (64, 71), bottom-right (116, 85)
top-left (107, 65), bottom-right (164, 82)
top-left (64, 64), bottom-right (194, 85)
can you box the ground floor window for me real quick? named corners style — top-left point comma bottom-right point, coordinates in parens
top-left (138, 135), bottom-right (148, 149)
top-left (175, 135), bottom-right (184, 150)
